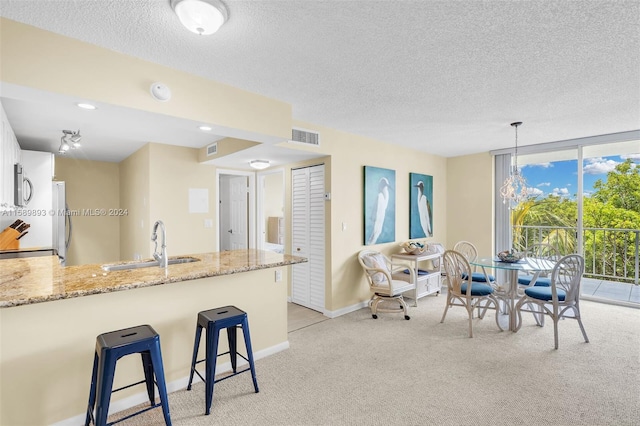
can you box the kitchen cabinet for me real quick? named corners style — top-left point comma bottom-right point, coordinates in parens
top-left (391, 251), bottom-right (443, 305)
top-left (0, 102), bottom-right (21, 211)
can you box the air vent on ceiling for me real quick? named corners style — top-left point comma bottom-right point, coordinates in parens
top-left (290, 127), bottom-right (320, 146)
top-left (206, 143), bottom-right (217, 156)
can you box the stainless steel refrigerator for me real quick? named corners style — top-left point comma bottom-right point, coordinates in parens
top-left (52, 181), bottom-right (71, 265)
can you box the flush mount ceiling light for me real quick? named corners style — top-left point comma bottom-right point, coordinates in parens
top-left (499, 121), bottom-right (528, 208)
top-left (58, 129), bottom-right (82, 154)
top-left (249, 160), bottom-right (270, 170)
top-left (198, 125), bottom-right (212, 131)
top-left (171, 0), bottom-right (228, 35)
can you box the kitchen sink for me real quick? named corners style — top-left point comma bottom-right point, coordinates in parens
top-left (102, 257), bottom-right (200, 271)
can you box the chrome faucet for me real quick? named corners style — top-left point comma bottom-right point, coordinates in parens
top-left (151, 220), bottom-right (168, 268)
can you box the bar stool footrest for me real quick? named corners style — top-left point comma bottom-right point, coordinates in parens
top-left (190, 352), bottom-right (254, 385)
top-left (111, 379), bottom-right (150, 394)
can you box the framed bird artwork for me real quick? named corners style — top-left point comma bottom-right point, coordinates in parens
top-left (409, 172), bottom-right (433, 239)
top-left (364, 166), bottom-right (396, 245)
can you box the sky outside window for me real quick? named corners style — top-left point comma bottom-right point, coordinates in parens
top-left (518, 142), bottom-right (640, 200)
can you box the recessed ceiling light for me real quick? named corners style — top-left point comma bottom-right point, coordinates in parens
top-left (76, 103), bottom-right (96, 110)
top-left (199, 125), bottom-right (212, 131)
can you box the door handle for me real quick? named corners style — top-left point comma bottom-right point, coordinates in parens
top-left (23, 177), bottom-right (34, 205)
top-left (228, 229), bottom-right (233, 234)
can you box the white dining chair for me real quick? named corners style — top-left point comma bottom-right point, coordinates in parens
top-left (515, 254), bottom-right (589, 349)
top-left (452, 241), bottom-right (495, 283)
top-left (517, 243), bottom-right (560, 291)
top-left (440, 250), bottom-right (504, 337)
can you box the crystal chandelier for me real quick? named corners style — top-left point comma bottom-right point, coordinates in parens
top-left (499, 121), bottom-right (528, 207)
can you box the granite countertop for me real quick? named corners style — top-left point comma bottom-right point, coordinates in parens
top-left (0, 250), bottom-right (307, 308)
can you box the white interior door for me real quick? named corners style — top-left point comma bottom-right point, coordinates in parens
top-left (291, 164), bottom-right (325, 313)
top-left (218, 172), bottom-right (253, 251)
top-left (228, 175), bottom-right (248, 249)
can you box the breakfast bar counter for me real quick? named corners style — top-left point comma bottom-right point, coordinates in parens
top-left (0, 249), bottom-right (306, 308)
top-left (0, 250), bottom-right (306, 425)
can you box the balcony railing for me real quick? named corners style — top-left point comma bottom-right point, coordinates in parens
top-left (513, 225), bottom-right (640, 285)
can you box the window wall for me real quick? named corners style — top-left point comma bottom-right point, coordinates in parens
top-left (493, 131), bottom-right (640, 305)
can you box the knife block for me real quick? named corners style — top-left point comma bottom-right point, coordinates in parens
top-left (0, 227), bottom-right (20, 250)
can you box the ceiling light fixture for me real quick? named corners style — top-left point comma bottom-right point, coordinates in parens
top-left (249, 160), bottom-right (270, 170)
top-left (58, 129), bottom-right (82, 154)
top-left (58, 139), bottom-right (69, 154)
top-left (499, 121), bottom-right (528, 207)
top-left (76, 103), bottom-right (96, 110)
top-left (171, 0), bottom-right (228, 35)
top-left (199, 125), bottom-right (212, 131)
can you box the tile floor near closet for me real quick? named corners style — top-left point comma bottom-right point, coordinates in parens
top-left (287, 303), bottom-right (328, 332)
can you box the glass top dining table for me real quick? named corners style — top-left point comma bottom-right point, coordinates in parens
top-left (470, 256), bottom-right (556, 331)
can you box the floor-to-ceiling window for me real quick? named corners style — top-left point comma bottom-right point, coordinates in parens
top-left (494, 132), bottom-right (640, 306)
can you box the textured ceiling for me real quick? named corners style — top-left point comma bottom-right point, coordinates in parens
top-left (0, 0), bottom-right (639, 163)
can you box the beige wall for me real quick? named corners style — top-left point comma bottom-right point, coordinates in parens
top-left (264, 172), bottom-right (284, 220)
top-left (148, 143), bottom-right (218, 256)
top-left (445, 152), bottom-right (494, 254)
top-left (55, 157), bottom-right (120, 265)
top-left (119, 144), bottom-right (150, 260)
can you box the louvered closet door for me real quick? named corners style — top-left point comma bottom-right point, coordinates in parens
top-left (291, 164), bottom-right (325, 313)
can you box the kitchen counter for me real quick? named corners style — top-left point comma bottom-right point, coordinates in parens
top-left (0, 249), bottom-right (307, 425)
top-left (0, 249), bottom-right (307, 308)
top-left (0, 247), bottom-right (56, 260)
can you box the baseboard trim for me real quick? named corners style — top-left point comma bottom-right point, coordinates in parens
top-left (324, 300), bottom-right (368, 318)
top-left (50, 341), bottom-right (290, 426)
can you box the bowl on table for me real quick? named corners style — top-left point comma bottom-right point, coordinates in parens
top-left (497, 250), bottom-right (524, 263)
top-left (400, 241), bottom-right (427, 255)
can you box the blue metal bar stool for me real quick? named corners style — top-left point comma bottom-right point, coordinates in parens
top-left (84, 324), bottom-right (172, 426)
top-left (187, 305), bottom-right (259, 415)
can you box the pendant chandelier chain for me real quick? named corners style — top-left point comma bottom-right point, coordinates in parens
top-left (511, 121), bottom-right (522, 174)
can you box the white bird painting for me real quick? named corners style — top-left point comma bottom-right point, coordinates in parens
top-left (367, 177), bottom-right (391, 245)
top-left (414, 180), bottom-right (432, 237)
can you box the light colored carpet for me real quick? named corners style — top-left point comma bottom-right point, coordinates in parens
top-left (114, 294), bottom-right (640, 425)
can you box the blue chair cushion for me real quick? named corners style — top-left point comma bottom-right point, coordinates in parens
top-left (403, 269), bottom-right (431, 275)
top-left (518, 276), bottom-right (551, 287)
top-left (460, 282), bottom-right (494, 296)
top-left (462, 272), bottom-right (495, 282)
top-left (524, 286), bottom-right (566, 301)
